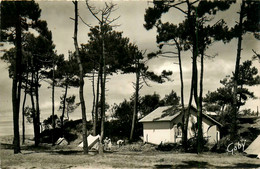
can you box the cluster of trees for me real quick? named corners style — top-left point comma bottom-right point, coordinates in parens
top-left (1, 1), bottom-right (55, 152)
top-left (144, 0), bottom-right (259, 153)
top-left (1, 0), bottom-right (259, 155)
top-left (1, 0), bottom-right (172, 154)
top-left (204, 60), bottom-right (260, 136)
top-left (1, 1), bottom-right (81, 149)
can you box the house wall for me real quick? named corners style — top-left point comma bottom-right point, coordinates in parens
top-left (207, 125), bottom-right (220, 143)
top-left (188, 113), bottom-right (220, 143)
top-left (201, 116), bottom-right (220, 143)
top-left (143, 121), bottom-right (173, 145)
top-left (142, 109), bottom-right (220, 144)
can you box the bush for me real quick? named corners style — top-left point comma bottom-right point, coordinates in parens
top-left (104, 120), bottom-right (143, 141)
top-left (211, 136), bottom-right (231, 153)
top-left (156, 142), bottom-right (181, 151)
top-left (187, 137), bottom-right (208, 153)
top-left (39, 128), bottom-right (63, 143)
top-left (40, 119), bottom-right (92, 144)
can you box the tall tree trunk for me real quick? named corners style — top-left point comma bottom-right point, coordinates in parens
top-left (182, 0), bottom-right (196, 152)
top-left (94, 69), bottom-right (100, 136)
top-left (22, 69), bottom-right (29, 144)
top-left (183, 65), bottom-right (194, 152)
top-left (30, 63), bottom-right (37, 146)
top-left (99, 30), bottom-right (106, 154)
top-left (193, 8), bottom-right (204, 154)
top-left (91, 68), bottom-right (96, 135)
top-left (174, 38), bottom-right (187, 150)
top-left (12, 65), bottom-right (20, 153)
top-left (61, 83), bottom-right (68, 136)
top-left (52, 58), bottom-right (55, 145)
top-left (22, 90), bottom-right (27, 145)
top-left (130, 57), bottom-right (140, 141)
top-left (231, 0), bottom-right (245, 141)
top-left (193, 61), bottom-right (198, 107)
top-left (197, 52), bottom-right (204, 154)
top-left (193, 8), bottom-right (199, 108)
top-left (13, 1), bottom-right (22, 154)
top-left (174, 39), bottom-right (184, 109)
top-left (73, 1), bottom-right (88, 154)
top-left (35, 70), bottom-right (40, 146)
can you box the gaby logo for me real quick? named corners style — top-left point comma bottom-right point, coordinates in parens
top-left (227, 140), bottom-right (246, 155)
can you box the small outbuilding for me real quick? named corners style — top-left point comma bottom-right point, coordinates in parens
top-left (139, 105), bottom-right (222, 145)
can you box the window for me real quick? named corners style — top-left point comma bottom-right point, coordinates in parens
top-left (176, 123), bottom-right (182, 137)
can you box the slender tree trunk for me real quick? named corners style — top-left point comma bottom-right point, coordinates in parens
top-left (130, 57), bottom-right (140, 141)
top-left (22, 90), bottom-right (27, 145)
top-left (94, 69), bottom-right (100, 136)
top-left (73, 1), bottom-right (88, 154)
top-left (91, 68), bottom-right (96, 135)
top-left (174, 38), bottom-right (186, 147)
top-left (193, 8), bottom-right (199, 108)
top-left (13, 1), bottom-right (22, 153)
top-left (193, 8), bottom-right (204, 154)
top-left (174, 39), bottom-right (184, 109)
top-left (52, 58), bottom-right (55, 145)
top-left (61, 83), bottom-right (68, 136)
top-left (193, 63), bottom-right (198, 107)
top-left (232, 0), bottom-right (245, 141)
top-left (99, 22), bottom-right (106, 154)
top-left (17, 67), bottom-right (23, 145)
top-left (99, 71), bottom-right (106, 154)
top-left (12, 66), bottom-right (20, 153)
top-left (22, 69), bottom-right (29, 144)
top-left (174, 38), bottom-right (187, 150)
top-left (183, 68), bottom-right (194, 152)
top-left (17, 70), bottom-right (23, 127)
top-left (30, 64), bottom-right (37, 146)
top-left (193, 11), bottom-right (199, 108)
top-left (182, 0), bottom-right (195, 152)
top-left (35, 70), bottom-right (40, 146)
top-left (197, 52), bottom-right (204, 154)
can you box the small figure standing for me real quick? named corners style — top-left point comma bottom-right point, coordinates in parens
top-left (107, 138), bottom-right (112, 151)
top-left (104, 137), bottom-right (110, 151)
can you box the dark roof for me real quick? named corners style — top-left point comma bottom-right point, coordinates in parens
top-left (139, 105), bottom-right (222, 126)
top-left (139, 106), bottom-right (179, 122)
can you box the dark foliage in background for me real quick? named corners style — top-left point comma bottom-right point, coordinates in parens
top-left (40, 119), bottom-right (92, 143)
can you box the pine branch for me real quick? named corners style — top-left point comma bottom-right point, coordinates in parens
top-left (79, 15), bottom-right (92, 27)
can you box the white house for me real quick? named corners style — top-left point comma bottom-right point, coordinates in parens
top-left (139, 105), bottom-right (222, 145)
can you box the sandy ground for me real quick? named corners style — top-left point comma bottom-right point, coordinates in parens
top-left (1, 136), bottom-right (260, 169)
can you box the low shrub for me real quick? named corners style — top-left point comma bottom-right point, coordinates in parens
top-left (187, 137), bottom-right (208, 153)
top-left (211, 136), bottom-right (231, 153)
top-left (156, 142), bottom-right (180, 151)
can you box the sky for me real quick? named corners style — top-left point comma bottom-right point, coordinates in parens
top-left (0, 0), bottom-right (259, 136)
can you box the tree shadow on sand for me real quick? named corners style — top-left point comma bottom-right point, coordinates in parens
top-left (160, 161), bottom-right (260, 169)
top-left (218, 163), bottom-right (260, 168)
top-left (154, 164), bottom-right (174, 169)
top-left (0, 143), bottom-right (13, 149)
top-left (51, 150), bottom-right (84, 155)
top-left (173, 161), bottom-right (211, 168)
